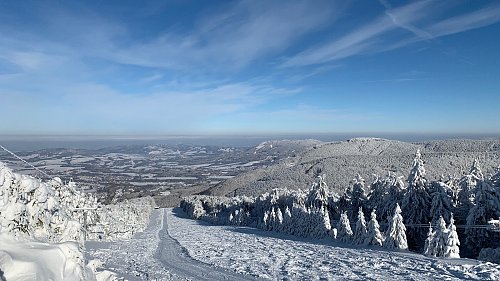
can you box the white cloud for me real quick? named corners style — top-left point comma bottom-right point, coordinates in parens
top-left (0, 81), bottom-right (302, 134)
top-left (281, 1), bottom-right (432, 67)
top-left (426, 4), bottom-right (500, 37)
top-left (281, 1), bottom-right (500, 67)
top-left (105, 0), bottom-right (336, 71)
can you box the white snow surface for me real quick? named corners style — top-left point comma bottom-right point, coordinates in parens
top-left (0, 234), bottom-right (94, 281)
top-left (167, 208), bottom-right (500, 281)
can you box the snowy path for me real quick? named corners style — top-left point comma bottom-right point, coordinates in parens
top-left (86, 209), bottom-right (259, 280)
top-left (86, 209), bottom-right (174, 280)
top-left (167, 208), bottom-right (500, 281)
top-left (156, 208), bottom-right (260, 280)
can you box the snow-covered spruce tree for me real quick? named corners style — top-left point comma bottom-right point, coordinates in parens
top-left (353, 207), bottom-right (367, 245)
top-left (444, 214), bottom-right (460, 258)
top-left (306, 175), bottom-right (329, 209)
top-left (366, 175), bottom-right (385, 213)
top-left (337, 211), bottom-right (353, 243)
top-left (423, 223), bottom-right (436, 257)
top-left (456, 160), bottom-right (484, 221)
top-left (402, 150), bottom-right (431, 250)
top-left (367, 173), bottom-right (405, 223)
top-left (365, 210), bottom-right (384, 247)
top-left (384, 203), bottom-right (408, 250)
top-left (465, 177), bottom-right (500, 257)
top-left (491, 165), bottom-right (500, 189)
top-left (433, 216), bottom-right (448, 257)
top-left (350, 175), bottom-right (367, 220)
top-left (380, 173), bottom-right (406, 222)
top-left (423, 217), bottom-right (448, 258)
top-left (429, 181), bottom-right (453, 224)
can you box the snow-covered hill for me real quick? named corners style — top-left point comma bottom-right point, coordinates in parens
top-left (205, 138), bottom-right (500, 197)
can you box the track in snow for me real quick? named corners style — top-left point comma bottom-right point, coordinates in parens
top-left (87, 209), bottom-right (258, 280)
top-left (156, 208), bottom-right (259, 280)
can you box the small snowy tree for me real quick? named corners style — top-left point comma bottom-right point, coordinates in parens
top-left (365, 210), bottom-right (384, 247)
top-left (353, 207), bottom-right (367, 245)
top-left (423, 216), bottom-right (448, 257)
top-left (423, 223), bottom-right (435, 256)
top-left (444, 214), bottom-right (460, 258)
top-left (433, 216), bottom-right (448, 257)
top-left (384, 204), bottom-right (408, 250)
top-left (337, 211), bottom-right (353, 243)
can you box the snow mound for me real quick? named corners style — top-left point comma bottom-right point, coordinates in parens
top-left (0, 234), bottom-right (94, 280)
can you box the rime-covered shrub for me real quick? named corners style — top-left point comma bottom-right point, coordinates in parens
top-left (479, 248), bottom-right (500, 264)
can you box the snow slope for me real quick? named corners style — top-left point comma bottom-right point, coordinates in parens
top-left (167, 208), bottom-right (500, 281)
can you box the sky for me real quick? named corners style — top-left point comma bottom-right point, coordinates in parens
top-left (0, 0), bottom-right (499, 136)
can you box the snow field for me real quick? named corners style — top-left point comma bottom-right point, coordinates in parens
top-left (167, 208), bottom-right (500, 280)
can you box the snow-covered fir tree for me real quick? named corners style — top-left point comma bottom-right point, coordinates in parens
top-left (491, 165), bottom-right (500, 189)
top-left (337, 211), bottom-right (353, 243)
top-left (423, 217), bottom-right (448, 258)
top-left (433, 216), bottom-right (448, 257)
top-left (384, 204), bottom-right (408, 250)
top-left (423, 223), bottom-right (435, 257)
top-left (457, 160), bottom-right (484, 214)
top-left (402, 150), bottom-right (431, 250)
top-left (429, 181), bottom-right (453, 224)
top-left (349, 175), bottom-right (367, 221)
top-left (353, 207), bottom-right (367, 245)
top-left (306, 175), bottom-right (329, 209)
top-left (465, 177), bottom-right (500, 257)
top-left (380, 173), bottom-right (406, 222)
top-left (365, 210), bottom-right (384, 247)
top-left (366, 175), bottom-right (385, 213)
top-left (444, 214), bottom-right (460, 258)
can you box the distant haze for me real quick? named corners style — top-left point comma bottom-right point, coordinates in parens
top-left (1, 133), bottom-right (499, 151)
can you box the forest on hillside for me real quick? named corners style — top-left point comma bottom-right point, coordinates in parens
top-left (182, 150), bottom-right (500, 262)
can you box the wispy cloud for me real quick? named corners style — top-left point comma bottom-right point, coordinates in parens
top-left (0, 80), bottom-right (302, 134)
top-left (281, 1), bottom-right (500, 67)
top-left (107, 0), bottom-right (336, 71)
top-left (281, 0), bottom-right (432, 67)
top-left (426, 4), bottom-right (500, 37)
top-left (378, 0), bottom-right (433, 40)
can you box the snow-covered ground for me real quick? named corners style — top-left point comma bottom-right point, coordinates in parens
top-left (167, 208), bottom-right (500, 281)
top-left (85, 207), bottom-right (500, 280)
top-left (86, 209), bottom-right (255, 281)
top-left (86, 209), bottom-right (174, 281)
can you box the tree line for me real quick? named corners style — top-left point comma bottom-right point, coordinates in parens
top-left (181, 150), bottom-right (500, 261)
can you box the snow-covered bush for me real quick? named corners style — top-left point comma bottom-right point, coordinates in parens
top-left (479, 248), bottom-right (500, 264)
top-left (0, 162), bottom-right (91, 244)
top-left (89, 196), bottom-right (155, 240)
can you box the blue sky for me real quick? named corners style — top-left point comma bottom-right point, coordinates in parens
top-left (1, 0), bottom-right (499, 135)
